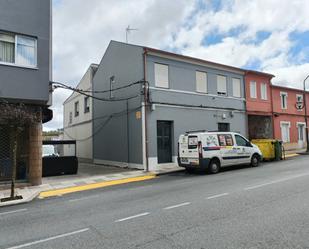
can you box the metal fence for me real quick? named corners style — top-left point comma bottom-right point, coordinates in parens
top-left (42, 140), bottom-right (78, 177)
top-left (0, 125), bottom-right (12, 181)
top-left (0, 125), bottom-right (29, 182)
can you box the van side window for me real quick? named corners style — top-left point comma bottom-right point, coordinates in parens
top-left (218, 134), bottom-right (233, 146)
top-left (235, 135), bottom-right (248, 146)
top-left (188, 136), bottom-right (198, 149)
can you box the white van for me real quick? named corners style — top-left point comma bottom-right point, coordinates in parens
top-left (178, 131), bottom-right (262, 173)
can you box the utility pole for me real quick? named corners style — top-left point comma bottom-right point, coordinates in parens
top-left (303, 75), bottom-right (309, 152)
top-left (125, 25), bottom-right (138, 43)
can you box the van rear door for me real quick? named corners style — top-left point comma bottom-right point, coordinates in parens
top-left (179, 135), bottom-right (199, 165)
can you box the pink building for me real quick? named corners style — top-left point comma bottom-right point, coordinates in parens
top-left (245, 70), bottom-right (308, 151)
top-left (272, 85), bottom-right (307, 150)
top-left (245, 70), bottom-right (274, 139)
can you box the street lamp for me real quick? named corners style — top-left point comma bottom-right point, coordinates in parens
top-left (304, 75), bottom-right (309, 152)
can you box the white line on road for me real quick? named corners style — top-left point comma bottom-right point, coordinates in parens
top-left (115, 212), bottom-right (150, 222)
top-left (5, 228), bottom-right (90, 249)
top-left (244, 172), bottom-right (309, 191)
top-left (163, 202), bottom-right (191, 210)
top-left (206, 193), bottom-right (229, 199)
top-left (68, 195), bottom-right (100, 202)
top-left (0, 209), bottom-right (27, 216)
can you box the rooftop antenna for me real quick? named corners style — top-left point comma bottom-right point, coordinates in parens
top-left (126, 25), bottom-right (138, 43)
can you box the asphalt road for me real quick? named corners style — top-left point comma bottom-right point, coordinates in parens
top-left (1, 156), bottom-right (309, 249)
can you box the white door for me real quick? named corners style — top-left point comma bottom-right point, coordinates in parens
top-left (297, 124), bottom-right (305, 148)
top-left (234, 134), bottom-right (252, 164)
top-left (218, 134), bottom-right (239, 166)
top-left (281, 123), bottom-right (290, 143)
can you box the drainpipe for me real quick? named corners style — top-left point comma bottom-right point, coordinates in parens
top-left (270, 77), bottom-right (275, 139)
top-left (303, 75), bottom-right (309, 152)
top-left (244, 72), bottom-right (249, 138)
top-left (143, 49), bottom-right (149, 171)
top-left (126, 99), bottom-right (130, 166)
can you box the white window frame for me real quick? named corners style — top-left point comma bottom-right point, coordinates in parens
top-left (84, 96), bottom-right (90, 113)
top-left (260, 83), bottom-right (267, 100)
top-left (250, 81), bottom-right (257, 99)
top-left (296, 122), bottom-right (306, 141)
top-left (217, 75), bottom-right (227, 95)
top-left (280, 92), bottom-right (288, 109)
top-left (232, 78), bottom-right (241, 98)
top-left (74, 101), bottom-right (79, 117)
top-left (154, 63), bottom-right (169, 88)
top-left (280, 121), bottom-right (290, 143)
top-left (196, 71), bottom-right (207, 93)
top-left (296, 94), bottom-right (303, 111)
top-left (296, 94), bottom-right (303, 103)
top-left (69, 112), bottom-right (72, 124)
top-left (0, 32), bottom-right (37, 68)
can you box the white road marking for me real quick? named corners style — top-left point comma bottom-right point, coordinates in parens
top-left (244, 172), bottom-right (309, 190)
top-left (115, 212), bottom-right (150, 222)
top-left (206, 193), bottom-right (229, 199)
top-left (5, 228), bottom-right (90, 249)
top-left (163, 202), bottom-right (191, 210)
top-left (0, 209), bottom-right (27, 216)
top-left (68, 195), bottom-right (100, 202)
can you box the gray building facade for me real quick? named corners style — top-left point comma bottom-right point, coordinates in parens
top-left (93, 41), bottom-right (247, 171)
top-left (0, 0), bottom-right (52, 185)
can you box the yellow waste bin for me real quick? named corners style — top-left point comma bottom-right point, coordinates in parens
top-left (251, 139), bottom-right (276, 160)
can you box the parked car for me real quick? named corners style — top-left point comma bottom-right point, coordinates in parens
top-left (178, 131), bottom-right (263, 173)
top-left (42, 145), bottom-right (59, 157)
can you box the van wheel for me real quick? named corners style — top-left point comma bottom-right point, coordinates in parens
top-left (251, 154), bottom-right (260, 167)
top-left (208, 159), bottom-right (220, 174)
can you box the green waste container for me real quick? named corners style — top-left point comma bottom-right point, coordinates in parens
top-left (273, 140), bottom-right (283, 161)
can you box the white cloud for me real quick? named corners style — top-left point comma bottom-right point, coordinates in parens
top-left (267, 63), bottom-right (309, 89)
top-left (46, 0), bottom-right (195, 130)
top-left (172, 0), bottom-right (309, 85)
top-left (45, 0), bottom-right (309, 130)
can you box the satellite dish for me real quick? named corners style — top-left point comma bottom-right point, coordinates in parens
top-left (296, 101), bottom-right (304, 110)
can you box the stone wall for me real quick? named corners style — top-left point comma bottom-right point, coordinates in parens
top-left (28, 122), bottom-right (42, 185)
top-left (248, 115), bottom-right (273, 139)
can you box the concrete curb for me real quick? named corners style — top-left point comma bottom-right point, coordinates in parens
top-left (152, 168), bottom-right (185, 176)
top-left (0, 190), bottom-right (40, 207)
top-left (38, 174), bottom-right (157, 199)
top-left (0, 168), bottom-right (185, 207)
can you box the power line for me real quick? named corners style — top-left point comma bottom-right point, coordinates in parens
top-left (58, 80), bottom-right (145, 94)
top-left (51, 80), bottom-right (148, 102)
top-left (53, 82), bottom-right (142, 102)
top-left (63, 105), bottom-right (142, 142)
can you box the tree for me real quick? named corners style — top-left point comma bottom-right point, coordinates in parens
top-left (0, 101), bottom-right (41, 202)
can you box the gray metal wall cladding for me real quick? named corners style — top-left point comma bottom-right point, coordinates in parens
top-left (145, 54), bottom-right (247, 158)
top-left (92, 41), bottom-right (144, 165)
top-left (0, 0), bottom-right (51, 104)
top-left (146, 55), bottom-right (246, 110)
top-left (146, 105), bottom-right (247, 158)
top-left (92, 41), bottom-right (248, 164)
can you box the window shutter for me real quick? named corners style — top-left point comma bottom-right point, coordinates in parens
top-left (196, 71), bottom-right (207, 93)
top-left (155, 63), bottom-right (169, 88)
top-left (232, 78), bottom-right (241, 97)
top-left (250, 81), bottom-right (257, 98)
top-left (217, 75), bottom-right (227, 95)
top-left (261, 83), bottom-right (267, 100)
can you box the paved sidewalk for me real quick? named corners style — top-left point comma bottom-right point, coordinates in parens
top-left (0, 163), bottom-right (183, 207)
top-left (284, 148), bottom-right (306, 154)
top-left (283, 148), bottom-right (307, 158)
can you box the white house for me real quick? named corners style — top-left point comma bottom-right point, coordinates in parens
top-left (63, 64), bottom-right (98, 162)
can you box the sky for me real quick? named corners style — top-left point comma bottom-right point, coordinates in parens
top-left (45, 0), bottom-right (309, 131)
